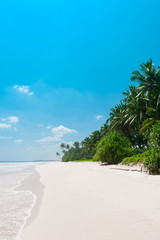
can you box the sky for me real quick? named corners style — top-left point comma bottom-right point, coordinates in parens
top-left (0, 0), bottom-right (160, 161)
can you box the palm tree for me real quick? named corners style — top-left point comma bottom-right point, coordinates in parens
top-left (109, 102), bottom-right (127, 132)
top-left (66, 144), bottom-right (70, 150)
top-left (56, 152), bottom-right (61, 160)
top-left (56, 152), bottom-right (60, 157)
top-left (100, 123), bottom-right (109, 137)
top-left (109, 88), bottom-right (147, 148)
top-left (131, 59), bottom-right (160, 100)
top-left (123, 86), bottom-right (148, 127)
top-left (73, 141), bottom-right (80, 150)
top-left (140, 99), bottom-right (160, 133)
top-left (130, 60), bottom-right (160, 133)
top-left (60, 143), bottom-right (66, 149)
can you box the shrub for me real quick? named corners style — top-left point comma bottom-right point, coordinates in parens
top-left (122, 151), bottom-right (148, 165)
top-left (93, 131), bottom-right (136, 164)
top-left (148, 121), bottom-right (160, 147)
top-left (122, 148), bottom-right (160, 175)
top-left (143, 147), bottom-right (160, 174)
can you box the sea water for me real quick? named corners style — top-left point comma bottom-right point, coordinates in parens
top-left (0, 162), bottom-right (37, 240)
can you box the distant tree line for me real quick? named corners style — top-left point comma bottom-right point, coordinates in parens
top-left (56, 124), bottom-right (108, 162)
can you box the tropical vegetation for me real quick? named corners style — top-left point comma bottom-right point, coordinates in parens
top-left (57, 59), bottom-right (160, 174)
top-left (93, 131), bottom-right (137, 164)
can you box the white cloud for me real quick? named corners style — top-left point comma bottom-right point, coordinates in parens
top-left (1, 116), bottom-right (19, 123)
top-left (36, 135), bottom-right (62, 143)
top-left (95, 115), bottom-right (104, 120)
top-left (51, 125), bottom-right (77, 135)
top-left (0, 116), bottom-right (19, 130)
top-left (36, 125), bottom-right (77, 144)
top-left (14, 85), bottom-right (33, 96)
top-left (0, 123), bottom-right (12, 129)
top-left (8, 116), bottom-right (19, 123)
top-left (15, 139), bottom-right (23, 143)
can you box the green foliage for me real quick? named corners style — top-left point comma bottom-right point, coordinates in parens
top-left (109, 59), bottom-right (160, 146)
top-left (72, 159), bottom-right (95, 162)
top-left (109, 86), bottom-right (147, 149)
top-left (148, 121), bottom-right (160, 147)
top-left (59, 59), bottom-right (160, 174)
top-left (142, 122), bottom-right (160, 174)
top-left (82, 125), bottom-right (109, 158)
top-left (131, 58), bottom-right (160, 98)
top-left (60, 123), bottom-right (109, 162)
top-left (122, 151), bottom-right (148, 165)
top-left (122, 148), bottom-right (160, 175)
top-left (61, 142), bottom-right (82, 162)
top-left (144, 147), bottom-right (160, 174)
top-left (93, 131), bottom-right (136, 164)
top-left (140, 118), bottom-right (155, 133)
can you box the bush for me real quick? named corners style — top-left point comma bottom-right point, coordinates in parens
top-left (122, 148), bottom-right (160, 175)
top-left (141, 121), bottom-right (160, 174)
top-left (143, 147), bottom-right (160, 174)
top-left (122, 151), bottom-right (148, 165)
top-left (93, 131), bottom-right (136, 164)
top-left (148, 121), bottom-right (160, 147)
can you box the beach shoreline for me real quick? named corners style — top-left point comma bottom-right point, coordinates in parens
top-left (17, 168), bottom-right (45, 229)
top-left (21, 162), bottom-right (160, 240)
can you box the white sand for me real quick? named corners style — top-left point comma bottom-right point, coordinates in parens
top-left (21, 162), bottom-right (160, 240)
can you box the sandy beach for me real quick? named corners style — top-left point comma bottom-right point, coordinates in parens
top-left (21, 162), bottom-right (160, 240)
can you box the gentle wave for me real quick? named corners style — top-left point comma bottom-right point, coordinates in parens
top-left (0, 163), bottom-right (37, 240)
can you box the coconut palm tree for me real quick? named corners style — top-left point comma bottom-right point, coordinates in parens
top-left (140, 99), bottom-right (160, 133)
top-left (123, 86), bottom-right (148, 127)
top-left (60, 143), bottom-right (66, 149)
top-left (130, 60), bottom-right (160, 133)
top-left (109, 102), bottom-right (127, 131)
top-left (109, 87), bottom-right (147, 148)
top-left (131, 59), bottom-right (160, 100)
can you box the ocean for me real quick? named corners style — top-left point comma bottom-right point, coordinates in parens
top-left (0, 162), bottom-right (38, 240)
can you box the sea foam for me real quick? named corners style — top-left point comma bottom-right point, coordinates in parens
top-left (0, 162), bottom-right (37, 240)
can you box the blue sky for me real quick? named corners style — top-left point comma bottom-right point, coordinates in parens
top-left (0, 0), bottom-right (160, 161)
